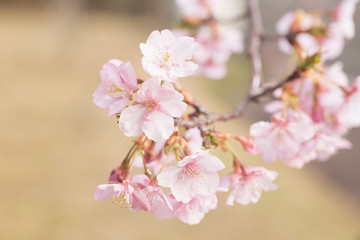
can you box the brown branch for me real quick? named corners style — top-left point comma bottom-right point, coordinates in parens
top-left (176, 69), bottom-right (302, 128)
top-left (260, 33), bottom-right (283, 41)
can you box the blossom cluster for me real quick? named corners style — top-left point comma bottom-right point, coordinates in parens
top-left (92, 0), bottom-right (359, 225)
top-left (92, 28), bottom-right (277, 224)
top-left (174, 0), bottom-right (244, 79)
top-left (251, 60), bottom-right (359, 168)
top-left (276, 0), bottom-right (359, 60)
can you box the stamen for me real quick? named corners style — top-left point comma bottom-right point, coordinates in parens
top-left (145, 98), bottom-right (160, 112)
top-left (104, 80), bottom-right (124, 97)
top-left (156, 48), bottom-right (176, 70)
top-left (249, 181), bottom-right (262, 193)
top-left (184, 163), bottom-right (200, 177)
top-left (111, 188), bottom-right (132, 208)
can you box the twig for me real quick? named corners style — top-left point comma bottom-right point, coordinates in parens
top-left (176, 69), bottom-right (301, 128)
top-left (247, 0), bottom-right (264, 92)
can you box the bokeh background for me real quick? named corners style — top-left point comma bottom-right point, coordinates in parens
top-left (1, 0), bottom-right (359, 239)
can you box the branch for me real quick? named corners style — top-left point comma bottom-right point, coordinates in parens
top-left (176, 69), bottom-right (302, 128)
top-left (247, 0), bottom-right (263, 92)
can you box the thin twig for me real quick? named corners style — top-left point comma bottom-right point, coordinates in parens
top-left (176, 69), bottom-right (301, 128)
top-left (247, 0), bottom-right (263, 92)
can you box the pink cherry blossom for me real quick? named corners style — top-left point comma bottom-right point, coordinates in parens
top-left (276, 11), bottom-right (313, 36)
top-left (320, 27), bottom-right (345, 61)
top-left (288, 130), bottom-right (352, 168)
top-left (93, 60), bottom-right (137, 116)
top-left (171, 194), bottom-right (217, 225)
top-left (334, 0), bottom-right (359, 39)
top-left (175, 0), bottom-right (214, 20)
top-left (286, 62), bottom-right (347, 121)
top-left (94, 181), bottom-right (151, 211)
top-left (131, 175), bottom-right (174, 219)
top-left (193, 26), bottom-right (243, 79)
top-left (312, 131), bottom-right (352, 161)
top-left (275, 10), bottom-right (346, 60)
top-left (157, 151), bottom-right (225, 203)
top-left (185, 127), bottom-right (203, 155)
top-left (250, 110), bottom-right (315, 163)
top-left (319, 62), bottom-right (348, 113)
top-left (221, 166), bottom-right (278, 205)
top-left (140, 29), bottom-right (198, 82)
top-left (119, 78), bottom-right (187, 142)
top-left (338, 76), bottom-right (360, 128)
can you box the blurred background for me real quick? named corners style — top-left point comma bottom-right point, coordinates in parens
top-left (0, 0), bottom-right (359, 239)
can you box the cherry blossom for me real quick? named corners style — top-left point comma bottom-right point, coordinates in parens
top-left (92, 0), bottom-right (360, 226)
top-left (131, 175), bottom-right (174, 219)
top-left (140, 29), bottom-right (198, 82)
top-left (92, 60), bottom-right (137, 116)
top-left (94, 181), bottom-right (151, 211)
top-left (175, 0), bottom-right (214, 20)
top-left (286, 128), bottom-right (352, 168)
top-left (157, 151), bottom-right (225, 203)
top-left (171, 194), bottom-right (217, 225)
top-left (221, 166), bottom-right (278, 205)
top-left (333, 0), bottom-right (359, 40)
top-left (311, 131), bottom-right (352, 161)
top-left (119, 78), bottom-right (187, 142)
top-left (338, 76), bottom-right (360, 128)
top-left (250, 110), bottom-right (315, 163)
top-left (185, 127), bottom-right (203, 155)
top-left (275, 9), bottom-right (349, 60)
top-left (193, 26), bottom-right (243, 79)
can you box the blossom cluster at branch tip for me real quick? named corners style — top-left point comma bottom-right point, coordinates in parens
top-left (252, 60), bottom-right (359, 169)
top-left (276, 0), bottom-right (359, 60)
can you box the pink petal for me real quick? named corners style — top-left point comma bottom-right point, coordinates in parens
top-left (169, 61), bottom-right (198, 79)
top-left (196, 153), bottom-right (225, 172)
top-left (172, 36), bottom-right (197, 60)
top-left (276, 12), bottom-right (295, 35)
top-left (192, 172), bottom-right (220, 197)
top-left (108, 59), bottom-right (123, 67)
top-left (131, 174), bottom-right (150, 187)
top-left (142, 111), bottom-right (174, 142)
top-left (92, 82), bottom-right (116, 108)
top-left (120, 62), bottom-right (137, 90)
top-left (158, 89), bottom-right (187, 117)
top-left (171, 176), bottom-right (193, 203)
top-left (108, 98), bottom-right (128, 116)
top-left (94, 184), bottom-right (116, 201)
top-left (149, 190), bottom-right (174, 219)
top-left (119, 105), bottom-right (147, 137)
top-left (145, 30), bottom-right (162, 46)
top-left (131, 190), bottom-right (152, 211)
top-left (157, 166), bottom-right (183, 187)
top-left (137, 78), bottom-right (161, 102)
top-left (101, 62), bottom-right (121, 83)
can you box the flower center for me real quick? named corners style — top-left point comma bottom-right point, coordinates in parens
top-left (145, 99), bottom-right (160, 112)
top-left (157, 48), bottom-right (175, 70)
top-left (111, 189), bottom-right (132, 208)
top-left (104, 80), bottom-right (125, 97)
top-left (184, 163), bottom-right (200, 177)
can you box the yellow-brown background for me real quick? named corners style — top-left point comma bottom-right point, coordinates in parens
top-left (0, 1), bottom-right (359, 239)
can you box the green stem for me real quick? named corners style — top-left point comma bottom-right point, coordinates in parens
top-left (155, 148), bottom-right (174, 177)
